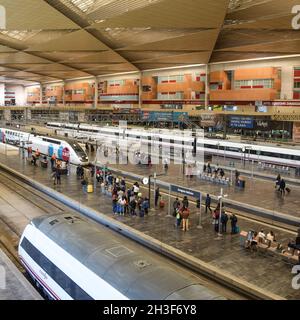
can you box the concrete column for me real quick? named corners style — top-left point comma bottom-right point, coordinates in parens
top-left (78, 111), bottom-right (85, 122)
top-left (280, 66), bottom-right (294, 100)
top-left (4, 109), bottom-right (10, 121)
top-left (62, 81), bottom-right (66, 106)
top-left (139, 72), bottom-right (143, 109)
top-left (39, 83), bottom-right (43, 106)
top-left (59, 111), bottom-right (69, 122)
top-left (94, 77), bottom-right (98, 108)
top-left (205, 64), bottom-right (210, 110)
top-left (0, 83), bottom-right (5, 106)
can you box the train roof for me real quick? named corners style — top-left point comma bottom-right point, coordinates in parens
top-left (31, 213), bottom-right (225, 300)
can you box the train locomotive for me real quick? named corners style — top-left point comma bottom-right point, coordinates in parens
top-left (19, 213), bottom-right (226, 300)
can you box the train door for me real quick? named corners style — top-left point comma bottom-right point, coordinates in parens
top-left (58, 146), bottom-right (63, 159)
top-left (48, 144), bottom-right (54, 157)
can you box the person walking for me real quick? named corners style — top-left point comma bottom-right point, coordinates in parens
top-left (155, 187), bottom-right (160, 207)
top-left (50, 153), bottom-right (56, 170)
top-left (205, 194), bottom-right (212, 213)
top-left (279, 178), bottom-right (286, 196)
top-left (56, 168), bottom-right (61, 185)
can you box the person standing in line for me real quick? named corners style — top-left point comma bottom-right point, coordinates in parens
top-left (230, 214), bottom-right (238, 234)
top-left (181, 206), bottom-right (190, 231)
top-left (205, 194), bottom-right (212, 213)
top-left (182, 196), bottom-right (189, 208)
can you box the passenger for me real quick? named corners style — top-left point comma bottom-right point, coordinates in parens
top-left (221, 211), bottom-right (228, 233)
top-left (27, 146), bottom-right (32, 157)
top-left (213, 209), bottom-right (220, 232)
top-left (172, 198), bottom-right (180, 216)
top-left (181, 206), bottom-right (190, 232)
top-left (175, 208), bottom-right (181, 228)
top-left (133, 183), bottom-right (139, 196)
top-left (50, 153), bottom-right (56, 170)
top-left (163, 159), bottom-right (169, 174)
top-left (266, 231), bottom-right (275, 246)
top-left (118, 196), bottom-right (126, 215)
top-left (275, 174), bottom-right (281, 190)
top-left (279, 179), bottom-right (286, 196)
top-left (112, 193), bottom-right (118, 214)
top-left (288, 229), bottom-right (300, 255)
top-left (129, 197), bottom-right (137, 216)
top-left (251, 232), bottom-right (258, 250)
top-left (154, 187), bottom-right (160, 207)
top-left (142, 197), bottom-right (149, 215)
top-left (207, 162), bottom-right (211, 174)
top-left (65, 160), bottom-right (70, 176)
top-left (258, 229), bottom-right (266, 244)
top-left (31, 153), bottom-right (38, 166)
top-left (55, 168), bottom-right (61, 185)
top-left (182, 196), bottom-right (189, 208)
top-left (205, 194), bottom-right (212, 213)
top-left (230, 214), bottom-right (238, 234)
top-left (220, 168), bottom-right (225, 178)
top-left (35, 148), bottom-right (40, 159)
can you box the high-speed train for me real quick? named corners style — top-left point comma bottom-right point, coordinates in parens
top-left (19, 213), bottom-right (226, 300)
top-left (0, 128), bottom-right (89, 165)
top-left (47, 122), bottom-right (300, 167)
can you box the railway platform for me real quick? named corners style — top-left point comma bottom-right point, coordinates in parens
top-left (106, 161), bottom-right (300, 220)
top-left (0, 150), bottom-right (300, 299)
top-left (0, 249), bottom-right (42, 300)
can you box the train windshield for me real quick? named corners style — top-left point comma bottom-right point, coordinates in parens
top-left (71, 142), bottom-right (87, 159)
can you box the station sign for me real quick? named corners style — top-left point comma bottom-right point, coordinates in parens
top-left (141, 111), bottom-right (188, 122)
top-left (229, 116), bottom-right (254, 129)
top-left (170, 184), bottom-right (201, 199)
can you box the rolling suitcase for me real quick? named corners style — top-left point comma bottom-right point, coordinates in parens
top-left (159, 200), bottom-right (165, 208)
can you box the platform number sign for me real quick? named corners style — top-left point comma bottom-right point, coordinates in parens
top-left (62, 147), bottom-right (70, 161)
top-left (292, 5), bottom-right (300, 30)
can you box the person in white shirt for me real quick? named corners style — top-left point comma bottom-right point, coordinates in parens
top-left (258, 229), bottom-right (266, 243)
top-left (266, 231), bottom-right (275, 242)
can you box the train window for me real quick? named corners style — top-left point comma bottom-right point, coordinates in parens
top-left (42, 138), bottom-right (61, 145)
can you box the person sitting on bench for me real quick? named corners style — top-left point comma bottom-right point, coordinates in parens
top-left (288, 229), bottom-right (300, 255)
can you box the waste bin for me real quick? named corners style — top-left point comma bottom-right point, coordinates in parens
top-left (41, 161), bottom-right (48, 168)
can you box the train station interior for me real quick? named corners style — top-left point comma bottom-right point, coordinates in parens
top-left (0, 0), bottom-right (300, 304)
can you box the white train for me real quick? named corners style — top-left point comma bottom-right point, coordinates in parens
top-left (19, 213), bottom-right (225, 300)
top-left (0, 128), bottom-right (89, 165)
top-left (47, 122), bottom-right (300, 168)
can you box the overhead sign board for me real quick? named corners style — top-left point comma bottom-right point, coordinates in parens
top-left (170, 184), bottom-right (201, 199)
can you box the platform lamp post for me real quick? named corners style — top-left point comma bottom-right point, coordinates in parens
top-left (217, 188), bottom-right (228, 238)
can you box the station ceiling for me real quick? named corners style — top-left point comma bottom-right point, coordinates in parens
top-left (0, 0), bottom-right (298, 84)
